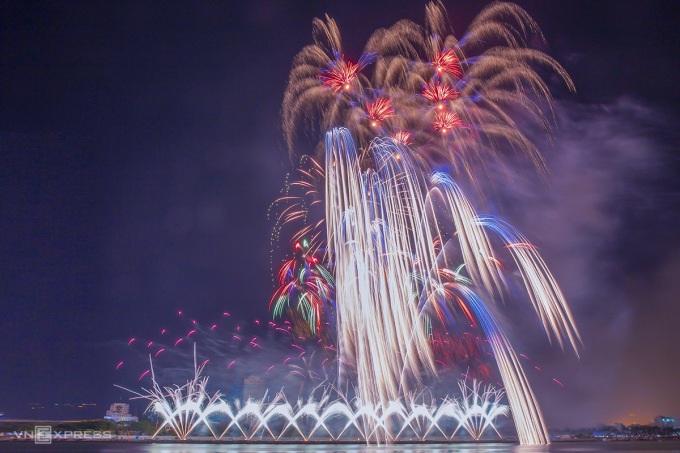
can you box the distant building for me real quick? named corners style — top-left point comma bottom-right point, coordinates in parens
top-left (654, 416), bottom-right (680, 429)
top-left (243, 376), bottom-right (265, 400)
top-left (104, 403), bottom-right (138, 423)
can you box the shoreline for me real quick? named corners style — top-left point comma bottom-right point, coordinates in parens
top-left (2, 437), bottom-right (679, 444)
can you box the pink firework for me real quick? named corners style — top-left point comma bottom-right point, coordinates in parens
top-left (317, 52), bottom-right (374, 93)
top-left (422, 81), bottom-right (458, 107)
top-left (318, 58), bottom-right (361, 93)
top-left (366, 97), bottom-right (394, 127)
top-left (392, 130), bottom-right (412, 146)
top-left (434, 111), bottom-right (462, 134)
top-left (431, 48), bottom-right (462, 78)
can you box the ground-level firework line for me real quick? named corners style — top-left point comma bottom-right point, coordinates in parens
top-left (120, 351), bottom-right (507, 442)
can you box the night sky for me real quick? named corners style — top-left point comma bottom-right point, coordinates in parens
top-left (1, 0), bottom-right (679, 428)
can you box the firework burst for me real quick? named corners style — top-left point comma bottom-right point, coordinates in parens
top-left (434, 110), bottom-right (463, 134)
top-left (366, 97), bottom-right (395, 127)
top-left (430, 48), bottom-right (462, 78)
top-left (392, 130), bottom-right (413, 146)
top-left (318, 53), bottom-right (374, 93)
top-left (422, 81), bottom-right (458, 108)
top-left (283, 2), bottom-right (574, 180)
top-left (270, 240), bottom-right (335, 335)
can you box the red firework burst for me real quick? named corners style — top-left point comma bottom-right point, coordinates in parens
top-left (434, 111), bottom-right (463, 134)
top-left (366, 97), bottom-right (395, 127)
top-left (422, 81), bottom-right (458, 107)
top-left (392, 130), bottom-right (412, 145)
top-left (431, 48), bottom-right (462, 78)
top-left (318, 57), bottom-right (361, 93)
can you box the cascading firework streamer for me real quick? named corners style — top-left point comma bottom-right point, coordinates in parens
top-left (325, 128), bottom-right (579, 444)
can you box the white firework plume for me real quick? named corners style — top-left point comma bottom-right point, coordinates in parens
top-left (123, 363), bottom-right (508, 442)
top-left (117, 344), bottom-right (223, 439)
top-left (450, 378), bottom-right (509, 440)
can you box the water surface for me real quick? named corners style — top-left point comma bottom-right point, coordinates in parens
top-left (2, 441), bottom-right (680, 453)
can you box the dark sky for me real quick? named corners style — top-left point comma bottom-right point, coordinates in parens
top-left (1, 0), bottom-right (679, 427)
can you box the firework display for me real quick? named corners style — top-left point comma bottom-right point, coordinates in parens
top-left (120, 2), bottom-right (579, 446)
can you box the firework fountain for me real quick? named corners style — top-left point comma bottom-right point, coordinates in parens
top-left (123, 346), bottom-right (508, 441)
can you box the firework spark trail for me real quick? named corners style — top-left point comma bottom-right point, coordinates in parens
top-left (450, 283), bottom-right (549, 444)
top-left (433, 111), bottom-right (463, 134)
top-left (474, 216), bottom-right (581, 350)
top-left (325, 128), bottom-right (578, 444)
top-left (422, 81), bottom-right (459, 112)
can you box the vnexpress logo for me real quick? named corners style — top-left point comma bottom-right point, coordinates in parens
top-left (34, 426), bottom-right (52, 444)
